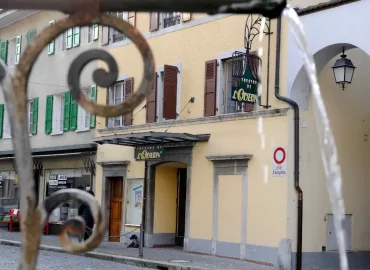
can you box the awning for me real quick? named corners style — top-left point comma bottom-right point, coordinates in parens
top-left (93, 132), bottom-right (210, 147)
top-left (0, 144), bottom-right (97, 159)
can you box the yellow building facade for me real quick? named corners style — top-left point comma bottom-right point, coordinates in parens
top-left (93, 11), bottom-right (291, 267)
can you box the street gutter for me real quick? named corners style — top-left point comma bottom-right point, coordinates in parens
top-left (0, 239), bottom-right (211, 270)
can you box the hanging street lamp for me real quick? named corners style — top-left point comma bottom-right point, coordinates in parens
top-left (332, 46), bottom-right (356, 91)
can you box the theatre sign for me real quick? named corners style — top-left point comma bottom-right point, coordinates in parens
top-left (231, 64), bottom-right (260, 104)
top-left (135, 145), bottom-right (164, 161)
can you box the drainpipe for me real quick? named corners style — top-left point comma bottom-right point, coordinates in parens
top-left (274, 17), bottom-right (303, 270)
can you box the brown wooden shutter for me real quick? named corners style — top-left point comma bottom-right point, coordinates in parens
top-left (128, 12), bottom-right (136, 26)
top-left (163, 65), bottom-right (178, 120)
top-left (182, 13), bottom-right (191, 22)
top-left (124, 78), bottom-right (134, 126)
top-left (244, 54), bottom-right (259, 112)
top-left (204, 60), bottom-right (217, 117)
top-left (146, 72), bottom-right (157, 123)
top-left (102, 26), bottom-right (110, 45)
top-left (149, 12), bottom-right (159, 32)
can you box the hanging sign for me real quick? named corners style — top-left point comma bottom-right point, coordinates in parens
top-left (272, 147), bottom-right (287, 177)
top-left (231, 63), bottom-right (261, 104)
top-left (135, 145), bottom-right (164, 161)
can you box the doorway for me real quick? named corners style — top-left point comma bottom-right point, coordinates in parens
top-left (175, 168), bottom-right (187, 247)
top-left (109, 177), bottom-right (123, 242)
top-left (33, 170), bottom-right (40, 206)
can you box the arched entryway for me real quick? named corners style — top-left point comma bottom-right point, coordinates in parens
top-left (144, 146), bottom-right (192, 250)
top-left (287, 2), bottom-right (370, 266)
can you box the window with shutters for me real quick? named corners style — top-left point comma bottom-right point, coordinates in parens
top-left (150, 13), bottom-right (191, 32)
top-left (219, 58), bottom-right (255, 114)
top-left (111, 12), bottom-right (128, 43)
top-left (153, 64), bottom-right (181, 122)
top-left (55, 32), bottom-right (67, 53)
top-left (2, 108), bottom-right (11, 139)
top-left (27, 98), bottom-right (38, 136)
top-left (101, 12), bottom-right (135, 46)
top-left (223, 59), bottom-right (243, 114)
top-left (28, 100), bottom-right (33, 135)
top-left (161, 12), bottom-right (181, 29)
top-left (107, 79), bottom-right (133, 128)
top-left (77, 88), bottom-right (92, 131)
top-left (7, 37), bottom-right (17, 67)
top-left (52, 94), bottom-right (65, 134)
top-left (81, 26), bottom-right (94, 45)
top-left (108, 81), bottom-right (125, 127)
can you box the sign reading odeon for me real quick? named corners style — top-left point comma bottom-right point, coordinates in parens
top-left (135, 145), bottom-right (164, 161)
top-left (231, 61), bottom-right (260, 104)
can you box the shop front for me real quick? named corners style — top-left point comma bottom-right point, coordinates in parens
top-left (0, 144), bottom-right (97, 234)
top-left (0, 160), bottom-right (19, 214)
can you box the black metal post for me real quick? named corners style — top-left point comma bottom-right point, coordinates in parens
top-left (139, 161), bottom-right (148, 258)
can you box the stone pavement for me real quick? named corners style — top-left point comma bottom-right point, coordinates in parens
top-left (0, 228), bottom-right (272, 270)
top-left (0, 245), bottom-right (150, 270)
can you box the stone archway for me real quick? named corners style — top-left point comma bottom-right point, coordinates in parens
top-left (287, 42), bottom-right (370, 269)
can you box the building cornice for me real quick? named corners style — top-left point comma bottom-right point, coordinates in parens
top-left (97, 107), bottom-right (290, 135)
top-left (297, 0), bottom-right (360, 16)
top-left (0, 10), bottom-right (40, 29)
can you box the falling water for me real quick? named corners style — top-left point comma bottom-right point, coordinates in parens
top-left (256, 16), bottom-right (269, 183)
top-left (257, 16), bottom-right (266, 149)
top-left (283, 6), bottom-right (348, 270)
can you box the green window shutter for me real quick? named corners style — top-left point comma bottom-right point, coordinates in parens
top-left (15, 36), bottom-right (22, 65)
top-left (66, 28), bottom-right (73, 49)
top-left (72, 27), bottom-right (80, 47)
top-left (70, 95), bottom-right (78, 131)
top-left (0, 104), bottom-right (4, 138)
top-left (27, 29), bottom-right (37, 44)
top-left (90, 85), bottom-right (97, 128)
top-left (0, 40), bottom-right (9, 64)
top-left (32, 97), bottom-right (39, 135)
top-left (93, 24), bottom-right (99, 41)
top-left (45, 95), bottom-right (53, 134)
top-left (48, 21), bottom-right (55, 55)
top-left (63, 92), bottom-right (71, 131)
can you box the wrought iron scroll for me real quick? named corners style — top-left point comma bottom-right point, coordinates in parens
top-left (232, 13), bottom-right (273, 108)
top-left (0, 0), bottom-right (287, 269)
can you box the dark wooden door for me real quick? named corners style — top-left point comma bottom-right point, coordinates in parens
top-left (109, 177), bottom-right (123, 242)
top-left (175, 169), bottom-right (187, 247)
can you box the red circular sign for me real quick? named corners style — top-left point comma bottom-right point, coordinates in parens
top-left (274, 147), bottom-right (286, 165)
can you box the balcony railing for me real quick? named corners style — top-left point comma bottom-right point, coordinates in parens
top-left (163, 14), bottom-right (181, 28)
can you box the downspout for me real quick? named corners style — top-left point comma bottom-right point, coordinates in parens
top-left (274, 17), bottom-right (303, 270)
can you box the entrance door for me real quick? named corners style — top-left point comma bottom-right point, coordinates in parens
top-left (175, 168), bottom-right (187, 247)
top-left (109, 177), bottom-right (123, 242)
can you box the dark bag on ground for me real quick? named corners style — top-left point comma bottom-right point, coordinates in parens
top-left (127, 235), bottom-right (139, 248)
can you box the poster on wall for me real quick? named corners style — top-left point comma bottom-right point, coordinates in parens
top-left (272, 147), bottom-right (287, 177)
top-left (134, 185), bottom-right (143, 209)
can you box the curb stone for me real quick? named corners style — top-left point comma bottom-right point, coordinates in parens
top-left (0, 239), bottom-right (211, 270)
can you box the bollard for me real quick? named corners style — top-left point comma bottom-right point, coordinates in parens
top-left (139, 223), bottom-right (144, 258)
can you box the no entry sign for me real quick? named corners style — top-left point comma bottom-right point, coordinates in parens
top-left (272, 147), bottom-right (287, 177)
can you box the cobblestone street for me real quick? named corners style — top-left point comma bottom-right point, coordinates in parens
top-left (0, 245), bottom-right (150, 270)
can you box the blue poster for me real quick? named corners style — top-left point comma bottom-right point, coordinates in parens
top-left (134, 186), bottom-right (143, 209)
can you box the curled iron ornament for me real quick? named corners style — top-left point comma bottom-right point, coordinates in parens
top-left (0, 12), bottom-right (155, 270)
top-left (0, 0), bottom-right (288, 269)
